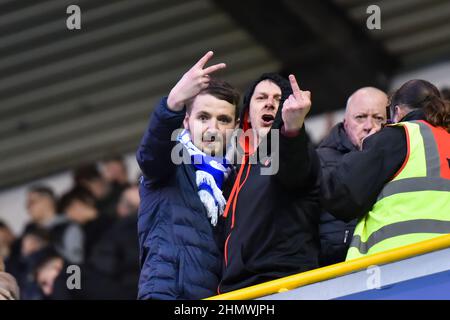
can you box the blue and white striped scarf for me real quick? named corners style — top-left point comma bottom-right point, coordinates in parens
top-left (178, 129), bottom-right (231, 226)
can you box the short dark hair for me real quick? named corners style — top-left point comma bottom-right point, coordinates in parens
top-left (73, 163), bottom-right (102, 185)
top-left (28, 185), bottom-right (56, 203)
top-left (23, 224), bottom-right (51, 242)
top-left (187, 78), bottom-right (240, 117)
top-left (31, 245), bottom-right (62, 275)
top-left (58, 187), bottom-right (96, 213)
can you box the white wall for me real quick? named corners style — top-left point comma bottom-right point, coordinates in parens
top-left (390, 61), bottom-right (450, 90)
top-left (305, 110), bottom-right (346, 144)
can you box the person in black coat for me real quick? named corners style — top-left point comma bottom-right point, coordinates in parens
top-left (218, 73), bottom-right (321, 294)
top-left (5, 226), bottom-right (51, 300)
top-left (81, 185), bottom-right (140, 299)
top-left (317, 87), bottom-right (388, 266)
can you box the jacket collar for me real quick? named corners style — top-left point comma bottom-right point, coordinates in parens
top-left (399, 109), bottom-right (426, 122)
top-left (318, 122), bottom-right (358, 153)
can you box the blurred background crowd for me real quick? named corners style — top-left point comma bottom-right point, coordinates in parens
top-left (0, 156), bottom-right (140, 299)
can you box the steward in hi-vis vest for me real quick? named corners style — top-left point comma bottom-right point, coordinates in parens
top-left (321, 79), bottom-right (450, 262)
top-left (347, 120), bottom-right (450, 260)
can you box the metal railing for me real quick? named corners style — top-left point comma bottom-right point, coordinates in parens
top-left (207, 233), bottom-right (450, 300)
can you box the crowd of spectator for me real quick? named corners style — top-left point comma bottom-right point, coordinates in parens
top-left (0, 156), bottom-right (140, 300)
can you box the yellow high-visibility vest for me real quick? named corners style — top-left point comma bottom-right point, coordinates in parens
top-left (346, 120), bottom-right (450, 260)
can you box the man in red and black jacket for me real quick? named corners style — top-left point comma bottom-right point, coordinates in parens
top-left (218, 73), bottom-right (321, 294)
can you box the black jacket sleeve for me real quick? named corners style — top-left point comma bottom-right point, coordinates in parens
top-left (136, 97), bottom-right (186, 185)
top-left (274, 126), bottom-right (320, 191)
top-left (320, 126), bottom-right (407, 222)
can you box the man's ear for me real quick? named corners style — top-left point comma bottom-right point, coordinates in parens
top-left (183, 114), bottom-right (189, 129)
top-left (343, 118), bottom-right (349, 131)
top-left (394, 105), bottom-right (403, 122)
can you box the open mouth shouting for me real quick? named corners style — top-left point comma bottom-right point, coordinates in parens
top-left (261, 114), bottom-right (275, 126)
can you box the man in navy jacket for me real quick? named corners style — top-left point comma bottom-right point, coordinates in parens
top-left (136, 51), bottom-right (240, 299)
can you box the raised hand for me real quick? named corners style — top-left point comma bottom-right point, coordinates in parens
top-left (167, 51), bottom-right (226, 111)
top-left (281, 74), bottom-right (311, 132)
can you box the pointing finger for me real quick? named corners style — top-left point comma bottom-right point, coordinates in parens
top-left (195, 51), bottom-right (214, 68)
top-left (289, 74), bottom-right (302, 98)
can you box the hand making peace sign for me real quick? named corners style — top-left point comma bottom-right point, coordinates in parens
top-left (167, 51), bottom-right (226, 112)
top-left (282, 74), bottom-right (312, 132)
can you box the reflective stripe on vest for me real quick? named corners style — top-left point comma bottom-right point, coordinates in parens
top-left (347, 120), bottom-right (450, 260)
